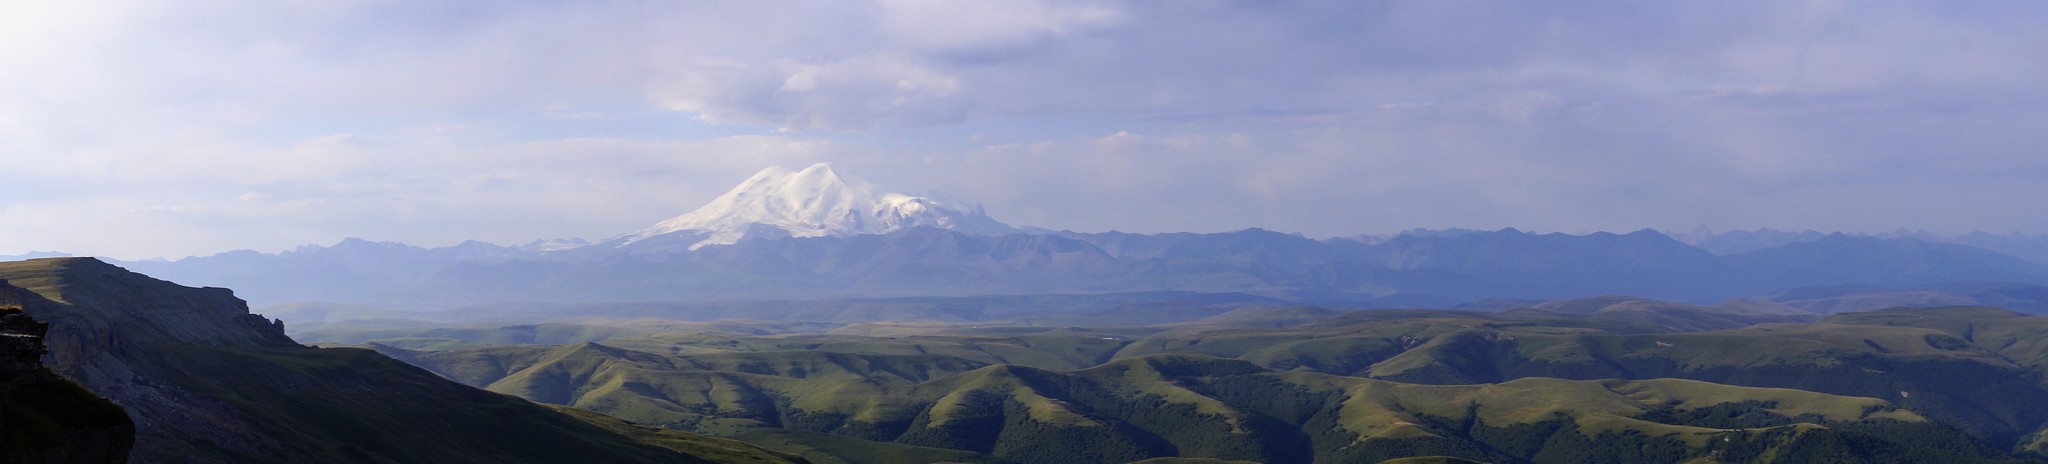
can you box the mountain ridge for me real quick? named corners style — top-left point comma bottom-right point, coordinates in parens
top-left (0, 257), bottom-right (805, 463)
top-left (70, 166), bottom-right (2048, 310)
top-left (112, 226), bottom-right (2048, 310)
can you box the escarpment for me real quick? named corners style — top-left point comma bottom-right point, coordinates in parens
top-left (0, 257), bottom-right (804, 464)
top-left (0, 305), bottom-right (136, 463)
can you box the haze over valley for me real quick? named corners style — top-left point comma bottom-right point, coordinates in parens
top-left (94, 163), bottom-right (2048, 317)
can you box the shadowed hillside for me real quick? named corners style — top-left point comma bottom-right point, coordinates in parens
top-left (0, 308), bottom-right (133, 463)
top-left (352, 296), bottom-right (2048, 462)
top-left (390, 335), bottom-right (1999, 463)
top-left (0, 258), bottom-right (803, 464)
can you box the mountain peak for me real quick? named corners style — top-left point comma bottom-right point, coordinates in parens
top-left (623, 163), bottom-right (1016, 249)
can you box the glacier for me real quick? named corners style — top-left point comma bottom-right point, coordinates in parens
top-left (620, 163), bottom-right (1016, 250)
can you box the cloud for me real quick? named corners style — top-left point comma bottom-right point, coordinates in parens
top-left (653, 53), bottom-right (968, 129)
top-left (876, 0), bottom-right (1126, 56)
top-left (0, 130), bottom-right (833, 258)
top-left (2, 1), bottom-right (2046, 257)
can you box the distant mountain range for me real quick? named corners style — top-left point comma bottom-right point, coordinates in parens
top-left (61, 163), bottom-right (2046, 310)
top-left (1661, 225), bottom-right (2048, 263)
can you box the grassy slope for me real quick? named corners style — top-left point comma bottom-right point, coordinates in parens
top-left (1375, 458), bottom-right (1486, 464)
top-left (731, 428), bottom-right (1008, 464)
top-left (364, 300), bottom-right (2048, 461)
top-left (384, 342), bottom-right (990, 434)
top-left (0, 371), bottom-right (132, 461)
top-left (294, 318), bottom-right (841, 349)
top-left (1327, 307), bottom-right (2048, 449)
top-left (552, 407), bottom-right (817, 464)
top-left (904, 355), bottom-right (1955, 463)
top-left (1096, 304), bottom-right (2048, 451)
top-left (591, 328), bottom-right (1134, 370)
top-left (391, 329), bottom-right (1959, 464)
top-left (1109, 299), bottom-right (1818, 378)
top-left (161, 345), bottom-right (788, 463)
top-left (1126, 459), bottom-right (1262, 464)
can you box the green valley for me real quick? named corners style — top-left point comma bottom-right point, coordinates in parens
top-left (363, 297), bottom-right (2048, 463)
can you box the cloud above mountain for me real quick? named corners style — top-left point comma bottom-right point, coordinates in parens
top-left (2, 1), bottom-right (2045, 258)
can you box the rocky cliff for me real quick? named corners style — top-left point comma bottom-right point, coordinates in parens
top-left (0, 306), bottom-right (135, 463)
top-left (1, 258), bottom-right (297, 462)
top-left (0, 258), bottom-right (802, 464)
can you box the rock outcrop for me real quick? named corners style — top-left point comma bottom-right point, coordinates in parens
top-left (0, 306), bottom-right (135, 463)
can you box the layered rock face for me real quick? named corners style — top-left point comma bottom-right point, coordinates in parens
top-left (1, 308), bottom-right (50, 372)
top-left (0, 306), bottom-right (136, 463)
top-left (0, 258), bottom-right (294, 463)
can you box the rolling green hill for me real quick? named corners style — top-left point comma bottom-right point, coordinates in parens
top-left (730, 428), bottom-right (1009, 464)
top-left (355, 297), bottom-right (2048, 462)
top-left (376, 342), bottom-right (992, 435)
top-left (1263, 307), bottom-right (2048, 450)
top-left (896, 356), bottom-right (1987, 463)
top-left (387, 329), bottom-right (1991, 464)
top-left (590, 327), bottom-right (1136, 371)
top-left (292, 315), bottom-right (844, 351)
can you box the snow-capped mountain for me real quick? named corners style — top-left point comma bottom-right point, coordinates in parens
top-left (621, 163), bottom-right (1017, 249)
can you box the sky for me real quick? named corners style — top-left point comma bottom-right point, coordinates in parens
top-left (3, 1), bottom-right (2046, 259)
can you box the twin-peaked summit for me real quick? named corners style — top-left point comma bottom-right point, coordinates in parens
top-left (621, 163), bottom-right (1017, 250)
